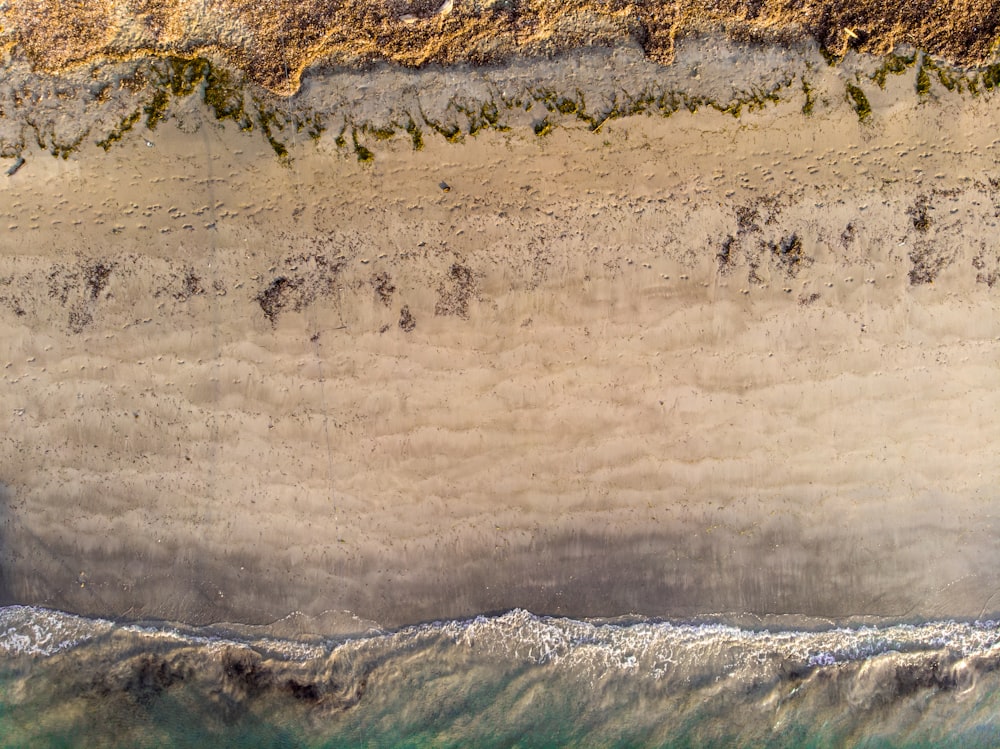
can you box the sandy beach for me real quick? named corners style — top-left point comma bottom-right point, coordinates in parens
top-left (1, 36), bottom-right (1000, 632)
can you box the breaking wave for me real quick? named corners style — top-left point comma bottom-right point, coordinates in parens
top-left (3, 606), bottom-right (1000, 747)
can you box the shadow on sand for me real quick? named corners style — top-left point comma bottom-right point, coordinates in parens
top-left (0, 481), bottom-right (12, 605)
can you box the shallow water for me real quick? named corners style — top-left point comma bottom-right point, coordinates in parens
top-left (3, 606), bottom-right (1000, 747)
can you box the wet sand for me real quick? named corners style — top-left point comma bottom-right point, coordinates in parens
top-left (2, 44), bottom-right (1000, 631)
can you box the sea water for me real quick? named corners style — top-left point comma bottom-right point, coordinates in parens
top-left (2, 606), bottom-right (1000, 747)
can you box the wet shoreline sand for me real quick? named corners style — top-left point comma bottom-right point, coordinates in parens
top-left (2, 41), bottom-right (1000, 632)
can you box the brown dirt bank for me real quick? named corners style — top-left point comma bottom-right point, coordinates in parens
top-left (3, 0), bottom-right (1000, 93)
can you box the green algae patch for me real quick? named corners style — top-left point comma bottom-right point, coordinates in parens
top-left (533, 88), bottom-right (584, 117)
top-left (204, 66), bottom-right (253, 130)
top-left (719, 100), bottom-right (742, 118)
top-left (352, 128), bottom-right (374, 163)
top-left (31, 120), bottom-right (89, 159)
top-left (437, 123), bottom-right (464, 143)
top-left (423, 111), bottom-right (464, 143)
top-left (554, 96), bottom-right (579, 116)
top-left (714, 82), bottom-right (786, 118)
top-left (511, 69), bottom-right (780, 135)
top-left (533, 117), bottom-right (553, 137)
top-left (143, 89), bottom-right (170, 130)
top-left (871, 53), bottom-right (915, 88)
top-left (254, 103), bottom-right (290, 162)
top-left (532, 88), bottom-right (603, 128)
top-left (916, 63), bottom-right (932, 97)
top-left (845, 83), bottom-right (872, 122)
top-left (78, 55), bottom-right (921, 167)
top-left (458, 101), bottom-right (509, 136)
top-left (97, 110), bottom-right (141, 151)
top-left (929, 59), bottom-right (959, 92)
top-left (405, 118), bottom-right (424, 151)
top-left (978, 63), bottom-right (1000, 91)
top-left (819, 46), bottom-right (842, 67)
top-left (333, 126), bottom-right (348, 149)
top-left (51, 132), bottom-right (87, 159)
top-left (365, 124), bottom-right (395, 141)
top-left (164, 56), bottom-right (210, 97)
top-left (801, 78), bottom-right (815, 115)
top-left (143, 57), bottom-right (213, 131)
top-left (136, 56), bottom-right (255, 133)
top-left (298, 113), bottom-right (325, 141)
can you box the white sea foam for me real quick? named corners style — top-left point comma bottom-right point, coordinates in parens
top-left (4, 605), bottom-right (1000, 683)
top-left (0, 606), bottom-right (115, 657)
top-left (4, 606), bottom-right (1000, 749)
top-left (309, 608), bottom-right (1000, 689)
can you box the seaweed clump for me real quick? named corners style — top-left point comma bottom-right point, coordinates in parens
top-left (533, 118), bottom-right (554, 137)
top-left (204, 66), bottom-right (253, 130)
top-left (256, 276), bottom-right (303, 324)
top-left (398, 305), bottom-right (416, 332)
top-left (405, 118), bottom-right (425, 151)
top-left (143, 89), bottom-right (170, 130)
top-left (801, 78), bottom-right (815, 116)
top-left (254, 253), bottom-right (343, 324)
top-left (907, 195), bottom-right (933, 232)
top-left (97, 110), bottom-right (141, 151)
top-left (769, 233), bottom-right (811, 277)
top-left (871, 52), bottom-right (915, 88)
top-left (255, 103), bottom-right (290, 161)
top-left (916, 64), bottom-right (932, 97)
top-left (845, 83), bottom-right (872, 121)
top-left (352, 128), bottom-right (374, 164)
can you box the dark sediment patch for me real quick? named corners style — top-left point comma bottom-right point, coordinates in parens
top-left (768, 233), bottom-right (812, 278)
top-left (370, 271), bottom-right (395, 307)
top-left (908, 194), bottom-right (933, 233)
top-left (908, 243), bottom-right (954, 285)
top-left (398, 304), bottom-right (416, 332)
top-left (435, 263), bottom-right (478, 318)
top-left (255, 252), bottom-right (345, 324)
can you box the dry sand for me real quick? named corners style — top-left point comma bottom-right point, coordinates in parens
top-left (2, 44), bottom-right (1000, 632)
top-left (5, 0), bottom-right (1000, 92)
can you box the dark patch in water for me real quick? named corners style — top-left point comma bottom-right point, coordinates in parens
top-left (127, 655), bottom-right (190, 704)
top-left (7, 607), bottom-right (1000, 748)
top-left (285, 678), bottom-right (322, 702)
top-left (222, 648), bottom-right (271, 697)
top-left (91, 653), bottom-right (193, 707)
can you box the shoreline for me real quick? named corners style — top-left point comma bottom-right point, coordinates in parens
top-left (5, 605), bottom-right (1000, 748)
top-left (2, 43), bottom-right (1000, 632)
top-left (2, 35), bottom-right (1000, 169)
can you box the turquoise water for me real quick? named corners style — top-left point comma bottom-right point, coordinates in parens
top-left (2, 607), bottom-right (1000, 748)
